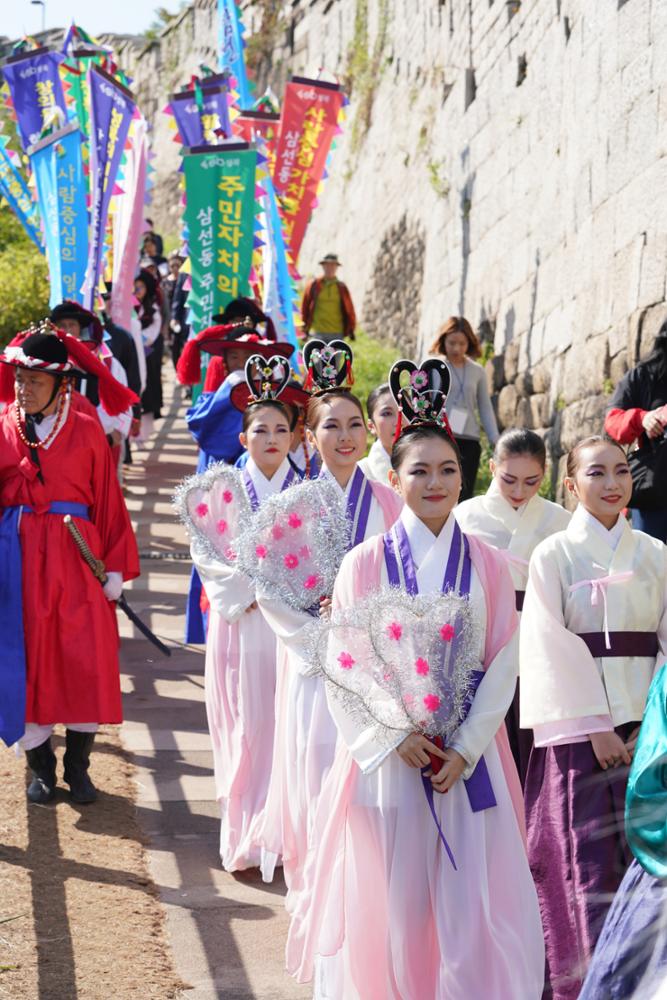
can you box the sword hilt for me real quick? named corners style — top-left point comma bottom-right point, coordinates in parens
top-left (63, 515), bottom-right (108, 584)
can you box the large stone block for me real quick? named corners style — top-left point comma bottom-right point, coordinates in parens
top-left (560, 336), bottom-right (609, 405)
top-left (497, 384), bottom-right (519, 428)
top-left (559, 394), bottom-right (609, 453)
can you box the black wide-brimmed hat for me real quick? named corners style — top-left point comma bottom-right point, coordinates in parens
top-left (0, 325), bottom-right (138, 415)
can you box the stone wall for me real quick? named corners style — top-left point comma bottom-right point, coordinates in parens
top-left (96, 1), bottom-right (667, 482)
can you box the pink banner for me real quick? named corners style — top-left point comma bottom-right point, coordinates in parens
top-left (111, 113), bottom-right (148, 331)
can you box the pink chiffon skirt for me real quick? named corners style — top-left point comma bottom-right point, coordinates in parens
top-left (287, 737), bottom-right (545, 999)
top-left (205, 607), bottom-right (278, 871)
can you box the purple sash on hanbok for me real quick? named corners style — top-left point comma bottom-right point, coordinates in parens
top-left (384, 519), bottom-right (497, 867)
top-left (242, 464), bottom-right (297, 512)
top-left (345, 466), bottom-right (373, 550)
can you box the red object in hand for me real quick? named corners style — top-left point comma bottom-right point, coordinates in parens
top-left (428, 734), bottom-right (445, 775)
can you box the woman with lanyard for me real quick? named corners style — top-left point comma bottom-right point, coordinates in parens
top-left (0, 324), bottom-right (139, 804)
top-left (176, 356), bottom-right (303, 873)
top-left (285, 357), bottom-right (543, 999)
top-left (251, 339), bottom-right (402, 897)
top-left (428, 316), bottom-right (499, 500)
top-left (520, 436), bottom-right (667, 999)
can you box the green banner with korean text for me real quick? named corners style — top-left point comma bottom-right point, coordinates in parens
top-left (182, 143), bottom-right (257, 334)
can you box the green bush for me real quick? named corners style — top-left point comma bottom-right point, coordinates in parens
top-left (0, 204), bottom-right (50, 347)
top-left (0, 245), bottom-right (50, 348)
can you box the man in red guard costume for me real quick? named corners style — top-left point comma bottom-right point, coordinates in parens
top-left (0, 323), bottom-right (140, 804)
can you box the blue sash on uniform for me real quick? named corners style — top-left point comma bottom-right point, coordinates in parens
top-left (0, 501), bottom-right (90, 747)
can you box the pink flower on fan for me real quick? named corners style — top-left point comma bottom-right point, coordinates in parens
top-left (338, 651), bottom-right (355, 670)
top-left (423, 694), bottom-right (441, 713)
top-left (299, 544), bottom-right (311, 559)
top-left (216, 519), bottom-right (227, 535)
top-left (403, 693), bottom-right (415, 707)
top-left (288, 513), bottom-right (302, 528)
top-left (222, 490), bottom-right (233, 504)
top-left (272, 524), bottom-right (284, 540)
top-left (386, 621), bottom-right (402, 641)
top-left (225, 547), bottom-right (236, 561)
top-left (440, 623), bottom-right (455, 642)
top-left (303, 574), bottom-right (319, 590)
top-left (415, 657), bottom-right (430, 676)
top-left (383, 671), bottom-right (392, 682)
top-left (195, 502), bottom-right (208, 518)
top-left (284, 553), bottom-right (299, 569)
top-left (255, 544), bottom-right (268, 559)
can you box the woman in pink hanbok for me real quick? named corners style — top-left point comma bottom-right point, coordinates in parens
top-left (253, 340), bottom-right (402, 895)
top-left (286, 359), bottom-right (545, 999)
top-left (176, 355), bottom-right (305, 872)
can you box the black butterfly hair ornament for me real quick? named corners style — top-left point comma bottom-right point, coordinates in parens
top-left (388, 358), bottom-right (455, 442)
top-left (244, 353), bottom-right (291, 403)
top-left (302, 338), bottom-right (354, 394)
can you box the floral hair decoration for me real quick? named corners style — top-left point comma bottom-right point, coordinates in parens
top-left (302, 338), bottom-right (354, 394)
top-left (388, 357), bottom-right (455, 442)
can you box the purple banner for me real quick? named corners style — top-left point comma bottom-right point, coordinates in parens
top-left (82, 64), bottom-right (135, 308)
top-left (170, 78), bottom-right (231, 147)
top-left (2, 47), bottom-right (68, 150)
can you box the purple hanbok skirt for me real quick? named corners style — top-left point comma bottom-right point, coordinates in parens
top-left (524, 722), bottom-right (637, 1000)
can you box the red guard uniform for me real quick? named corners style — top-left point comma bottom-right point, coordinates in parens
top-left (0, 400), bottom-right (139, 724)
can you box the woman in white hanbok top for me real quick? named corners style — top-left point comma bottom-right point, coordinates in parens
top-left (286, 363), bottom-right (544, 999)
top-left (455, 428), bottom-right (570, 782)
top-left (520, 435), bottom-right (667, 1000)
top-left (188, 386), bottom-right (300, 872)
top-left (358, 383), bottom-right (397, 485)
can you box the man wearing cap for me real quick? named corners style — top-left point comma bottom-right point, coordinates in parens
top-left (0, 325), bottom-right (139, 805)
top-left (301, 253), bottom-right (356, 343)
top-left (50, 301), bottom-right (134, 475)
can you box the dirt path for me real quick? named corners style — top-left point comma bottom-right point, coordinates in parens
top-left (0, 370), bottom-right (309, 1000)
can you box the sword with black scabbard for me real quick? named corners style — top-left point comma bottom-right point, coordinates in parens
top-left (63, 515), bottom-right (172, 657)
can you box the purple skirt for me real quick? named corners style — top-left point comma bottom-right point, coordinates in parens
top-left (524, 723), bottom-right (637, 1000)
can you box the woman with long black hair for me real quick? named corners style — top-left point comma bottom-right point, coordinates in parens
top-left (428, 316), bottom-right (499, 500)
top-left (132, 267), bottom-right (163, 442)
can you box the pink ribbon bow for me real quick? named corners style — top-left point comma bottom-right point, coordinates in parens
top-left (568, 571), bottom-right (634, 650)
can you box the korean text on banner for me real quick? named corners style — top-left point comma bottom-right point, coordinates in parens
top-left (217, 0), bottom-right (251, 108)
top-left (272, 77), bottom-right (343, 261)
top-left (182, 144), bottom-right (257, 332)
top-left (30, 123), bottom-right (88, 306)
top-left (170, 79), bottom-right (232, 147)
top-left (2, 47), bottom-right (68, 150)
top-left (82, 65), bottom-right (135, 308)
top-left (0, 141), bottom-right (42, 250)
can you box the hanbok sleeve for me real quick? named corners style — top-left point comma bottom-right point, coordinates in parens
top-left (185, 381), bottom-right (243, 462)
top-left (655, 550), bottom-right (667, 673)
top-left (255, 589), bottom-right (314, 672)
top-left (520, 540), bottom-right (612, 727)
top-left (625, 663), bottom-right (667, 878)
top-left (88, 416), bottom-right (139, 580)
top-left (191, 543), bottom-right (255, 623)
top-left (325, 546), bottom-right (408, 774)
top-left (448, 629), bottom-right (518, 778)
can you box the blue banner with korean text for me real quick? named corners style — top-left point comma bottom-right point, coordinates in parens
top-left (217, 0), bottom-right (251, 108)
top-left (0, 137), bottom-right (43, 251)
top-left (30, 123), bottom-right (88, 306)
top-left (2, 46), bottom-right (68, 150)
